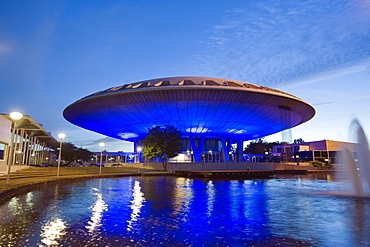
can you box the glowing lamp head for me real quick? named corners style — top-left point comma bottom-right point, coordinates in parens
top-left (99, 142), bottom-right (105, 148)
top-left (137, 147), bottom-right (143, 152)
top-left (58, 133), bottom-right (66, 140)
top-left (10, 111), bottom-right (23, 121)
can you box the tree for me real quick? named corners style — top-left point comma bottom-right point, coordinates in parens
top-left (244, 138), bottom-right (267, 154)
top-left (55, 142), bottom-right (94, 166)
top-left (293, 138), bottom-right (305, 143)
top-left (244, 139), bottom-right (286, 154)
top-left (142, 125), bottom-right (182, 171)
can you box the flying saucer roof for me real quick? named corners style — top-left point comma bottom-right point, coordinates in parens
top-left (63, 76), bottom-right (315, 141)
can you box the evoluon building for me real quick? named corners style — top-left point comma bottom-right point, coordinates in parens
top-left (63, 76), bottom-right (315, 163)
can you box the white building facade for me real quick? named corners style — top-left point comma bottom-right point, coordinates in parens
top-left (0, 114), bottom-right (58, 174)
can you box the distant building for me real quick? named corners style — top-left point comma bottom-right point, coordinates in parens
top-left (64, 76), bottom-right (315, 163)
top-left (272, 140), bottom-right (357, 164)
top-left (92, 151), bottom-right (137, 165)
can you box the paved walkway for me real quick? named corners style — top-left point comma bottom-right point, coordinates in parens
top-left (0, 167), bottom-right (164, 202)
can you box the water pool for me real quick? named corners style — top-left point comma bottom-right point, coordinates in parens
top-left (0, 176), bottom-right (370, 246)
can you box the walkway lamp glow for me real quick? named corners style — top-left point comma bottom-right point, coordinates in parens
top-left (136, 146), bottom-right (143, 163)
top-left (7, 111), bottom-right (23, 185)
top-left (10, 111), bottom-right (23, 121)
top-left (99, 142), bottom-right (105, 175)
top-left (57, 133), bottom-right (66, 177)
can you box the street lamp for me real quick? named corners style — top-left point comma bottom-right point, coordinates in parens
top-left (99, 142), bottom-right (105, 175)
top-left (136, 146), bottom-right (142, 163)
top-left (136, 146), bottom-right (143, 172)
top-left (57, 133), bottom-right (66, 177)
top-left (7, 111), bottom-right (23, 185)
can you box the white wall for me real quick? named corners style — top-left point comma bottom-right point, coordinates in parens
top-left (0, 115), bottom-right (11, 143)
top-left (0, 115), bottom-right (11, 173)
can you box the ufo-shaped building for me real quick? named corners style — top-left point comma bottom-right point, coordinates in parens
top-left (63, 76), bottom-right (315, 162)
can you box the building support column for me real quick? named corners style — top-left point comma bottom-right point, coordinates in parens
top-left (236, 139), bottom-right (244, 162)
top-left (12, 128), bottom-right (20, 166)
top-left (221, 137), bottom-right (231, 162)
top-left (25, 137), bottom-right (33, 166)
top-left (7, 122), bottom-right (16, 167)
top-left (189, 135), bottom-right (204, 163)
top-left (29, 137), bottom-right (36, 165)
top-left (40, 143), bottom-right (46, 165)
top-left (36, 140), bottom-right (41, 166)
top-left (134, 141), bottom-right (142, 163)
top-left (22, 131), bottom-right (28, 165)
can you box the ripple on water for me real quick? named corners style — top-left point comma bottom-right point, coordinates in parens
top-left (0, 176), bottom-right (370, 246)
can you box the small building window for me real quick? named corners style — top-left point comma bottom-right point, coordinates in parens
top-left (0, 143), bottom-right (6, 160)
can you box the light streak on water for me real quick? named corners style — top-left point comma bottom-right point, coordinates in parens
top-left (206, 181), bottom-right (215, 217)
top-left (39, 218), bottom-right (66, 246)
top-left (127, 180), bottom-right (145, 231)
top-left (173, 178), bottom-right (194, 221)
top-left (86, 188), bottom-right (107, 233)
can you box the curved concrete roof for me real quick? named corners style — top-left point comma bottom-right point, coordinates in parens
top-left (64, 76), bottom-right (315, 141)
top-left (79, 76), bottom-right (299, 101)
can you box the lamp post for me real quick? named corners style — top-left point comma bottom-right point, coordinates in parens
top-left (99, 142), bottom-right (105, 175)
top-left (136, 147), bottom-right (143, 172)
top-left (57, 133), bottom-right (66, 177)
top-left (7, 111), bottom-right (23, 185)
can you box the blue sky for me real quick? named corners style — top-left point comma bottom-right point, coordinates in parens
top-left (1, 0), bottom-right (370, 152)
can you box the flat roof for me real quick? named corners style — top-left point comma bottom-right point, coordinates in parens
top-left (1, 114), bottom-right (59, 149)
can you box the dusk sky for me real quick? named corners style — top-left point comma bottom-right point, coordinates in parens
top-left (1, 0), bottom-right (370, 152)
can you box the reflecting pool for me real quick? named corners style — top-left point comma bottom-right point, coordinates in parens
top-left (1, 175), bottom-right (370, 246)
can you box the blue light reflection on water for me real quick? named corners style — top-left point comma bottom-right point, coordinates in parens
top-left (0, 176), bottom-right (370, 246)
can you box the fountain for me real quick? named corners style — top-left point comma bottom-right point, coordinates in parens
top-left (336, 118), bottom-right (370, 197)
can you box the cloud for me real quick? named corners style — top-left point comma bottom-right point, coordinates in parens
top-left (82, 136), bottom-right (134, 152)
top-left (117, 132), bottom-right (139, 139)
top-left (84, 137), bottom-right (124, 146)
top-left (313, 102), bottom-right (337, 107)
top-left (0, 41), bottom-right (12, 55)
top-left (195, 0), bottom-right (370, 86)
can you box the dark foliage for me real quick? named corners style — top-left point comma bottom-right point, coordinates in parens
top-left (55, 142), bottom-right (94, 165)
top-left (142, 125), bottom-right (182, 170)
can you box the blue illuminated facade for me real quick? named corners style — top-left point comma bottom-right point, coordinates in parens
top-left (63, 77), bottom-right (315, 162)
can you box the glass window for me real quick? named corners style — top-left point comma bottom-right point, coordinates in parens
top-left (204, 139), bottom-right (220, 151)
top-left (0, 143), bottom-right (6, 160)
top-left (329, 151), bottom-right (337, 158)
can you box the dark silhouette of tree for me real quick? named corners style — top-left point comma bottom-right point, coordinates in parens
top-left (244, 138), bottom-right (291, 154)
top-left (142, 125), bottom-right (182, 171)
top-left (55, 142), bottom-right (93, 166)
top-left (293, 138), bottom-right (305, 143)
top-left (243, 138), bottom-right (267, 154)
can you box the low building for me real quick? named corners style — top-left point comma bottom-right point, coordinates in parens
top-left (0, 114), bottom-right (59, 174)
top-left (272, 140), bottom-right (357, 164)
top-left (92, 151), bottom-right (137, 166)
